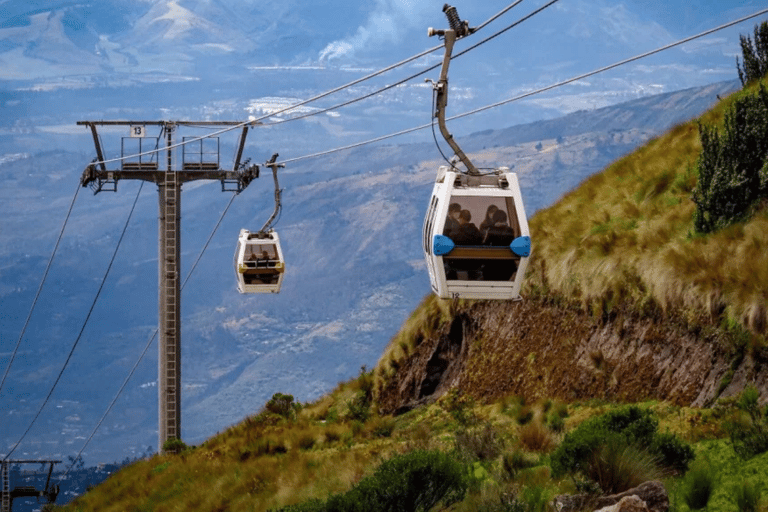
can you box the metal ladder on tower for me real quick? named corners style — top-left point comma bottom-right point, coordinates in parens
top-left (164, 167), bottom-right (179, 441)
top-left (2, 461), bottom-right (10, 512)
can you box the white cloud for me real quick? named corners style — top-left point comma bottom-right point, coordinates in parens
top-left (319, 0), bottom-right (431, 62)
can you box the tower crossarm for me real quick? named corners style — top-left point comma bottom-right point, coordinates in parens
top-left (80, 164), bottom-right (260, 193)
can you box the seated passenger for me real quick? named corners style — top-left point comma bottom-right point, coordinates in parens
top-left (483, 210), bottom-right (515, 247)
top-left (256, 250), bottom-right (271, 267)
top-left (452, 209), bottom-right (482, 246)
top-left (479, 205), bottom-right (499, 236)
top-left (443, 202), bottom-right (462, 236)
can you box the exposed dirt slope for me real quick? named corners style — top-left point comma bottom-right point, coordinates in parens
top-left (377, 296), bottom-right (768, 414)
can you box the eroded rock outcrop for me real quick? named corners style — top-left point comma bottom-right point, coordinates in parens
top-left (376, 296), bottom-right (768, 415)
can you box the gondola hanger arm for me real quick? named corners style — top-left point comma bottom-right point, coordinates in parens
top-left (259, 153), bottom-right (284, 236)
top-left (429, 4), bottom-right (479, 176)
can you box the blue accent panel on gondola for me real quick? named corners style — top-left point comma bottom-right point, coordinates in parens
top-left (510, 236), bottom-right (531, 257)
top-left (433, 235), bottom-right (455, 256)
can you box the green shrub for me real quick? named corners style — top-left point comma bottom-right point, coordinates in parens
top-left (347, 367), bottom-right (374, 422)
top-left (550, 406), bottom-right (693, 479)
top-left (162, 437), bottom-right (187, 454)
top-left (737, 21), bottom-right (768, 86)
top-left (278, 450), bottom-right (468, 512)
top-left (681, 459), bottom-right (716, 510)
top-left (266, 393), bottom-right (301, 419)
top-left (693, 84), bottom-right (768, 233)
top-left (729, 385), bottom-right (768, 459)
top-left (346, 391), bottom-right (372, 423)
top-left (585, 441), bottom-right (665, 494)
top-left (519, 484), bottom-right (553, 512)
top-left (733, 479), bottom-right (762, 512)
top-left (650, 432), bottom-right (695, 473)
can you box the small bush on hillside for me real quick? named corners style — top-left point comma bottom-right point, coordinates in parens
top-left (367, 415), bottom-right (396, 438)
top-left (277, 450), bottom-right (469, 512)
top-left (454, 423), bottom-right (504, 462)
top-left (737, 21), bottom-right (768, 86)
top-left (728, 385), bottom-right (768, 459)
top-left (519, 484), bottom-right (554, 512)
top-left (162, 437), bottom-right (187, 454)
top-left (266, 393), bottom-right (301, 419)
top-left (585, 441), bottom-right (666, 495)
top-left (736, 480), bottom-right (763, 512)
top-left (693, 84), bottom-right (768, 233)
top-left (680, 458), bottom-right (716, 510)
top-left (733, 479), bottom-right (763, 512)
top-left (519, 421), bottom-right (555, 453)
top-left (550, 406), bottom-right (694, 484)
top-left (347, 366), bottom-right (374, 422)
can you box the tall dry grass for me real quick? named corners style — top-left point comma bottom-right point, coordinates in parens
top-left (524, 79), bottom-right (768, 341)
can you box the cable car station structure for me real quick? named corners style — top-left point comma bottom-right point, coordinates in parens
top-left (79, 120), bottom-right (261, 452)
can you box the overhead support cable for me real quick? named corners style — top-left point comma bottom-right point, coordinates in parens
top-left (81, 1), bottom-right (530, 167)
top-left (262, 0), bottom-right (547, 127)
top-left (0, 184), bottom-right (81, 395)
top-left (277, 6), bottom-right (768, 167)
top-left (3, 182), bottom-right (145, 462)
top-left (452, 6), bottom-right (768, 122)
top-left (473, 0), bottom-right (526, 32)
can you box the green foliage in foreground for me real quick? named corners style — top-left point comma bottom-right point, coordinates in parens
top-left (737, 21), bottom-right (768, 86)
top-left (728, 385), bottom-right (768, 459)
top-left (680, 457), bottom-right (717, 510)
top-left (550, 406), bottom-right (694, 481)
top-left (276, 450), bottom-right (468, 512)
top-left (693, 84), bottom-right (768, 233)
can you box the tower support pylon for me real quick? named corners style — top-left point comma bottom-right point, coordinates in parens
top-left (79, 120), bottom-right (260, 452)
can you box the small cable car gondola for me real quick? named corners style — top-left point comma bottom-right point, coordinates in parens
top-left (234, 229), bottom-right (285, 293)
top-left (234, 154), bottom-right (286, 294)
top-left (422, 5), bottom-right (531, 300)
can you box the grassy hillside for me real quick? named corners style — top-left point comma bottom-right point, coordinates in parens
top-left (56, 79), bottom-right (768, 511)
top-left (525, 79), bottom-right (768, 339)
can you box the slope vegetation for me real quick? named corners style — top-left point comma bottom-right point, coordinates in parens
top-left (375, 78), bottom-right (768, 414)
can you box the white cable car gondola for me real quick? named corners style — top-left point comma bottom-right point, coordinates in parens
top-left (422, 5), bottom-right (531, 300)
top-left (234, 229), bottom-right (285, 293)
top-left (423, 166), bottom-right (530, 300)
top-left (234, 154), bottom-right (286, 294)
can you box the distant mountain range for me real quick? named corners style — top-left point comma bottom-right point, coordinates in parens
top-left (0, 78), bottom-right (738, 465)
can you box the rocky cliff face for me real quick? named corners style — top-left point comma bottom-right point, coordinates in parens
top-left (376, 296), bottom-right (768, 414)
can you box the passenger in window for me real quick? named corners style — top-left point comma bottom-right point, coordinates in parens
top-left (443, 202), bottom-right (462, 236)
top-left (454, 209), bottom-right (482, 246)
top-left (483, 210), bottom-right (515, 247)
top-left (479, 204), bottom-right (499, 235)
top-left (256, 250), bottom-right (270, 267)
